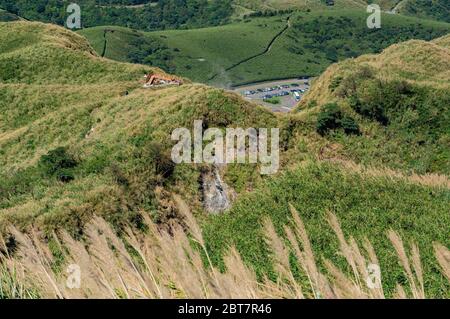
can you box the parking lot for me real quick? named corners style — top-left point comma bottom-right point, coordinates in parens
top-left (233, 78), bottom-right (310, 112)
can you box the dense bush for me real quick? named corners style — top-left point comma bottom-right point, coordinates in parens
top-left (316, 103), bottom-right (360, 136)
top-left (349, 79), bottom-right (450, 136)
top-left (349, 95), bottom-right (389, 126)
top-left (38, 147), bottom-right (78, 182)
top-left (403, 0), bottom-right (450, 23)
top-left (147, 142), bottom-right (175, 179)
top-left (340, 116), bottom-right (361, 135)
top-left (335, 78), bottom-right (450, 174)
top-left (127, 36), bottom-right (176, 72)
top-left (316, 103), bottom-right (341, 135)
top-left (0, 0), bottom-right (234, 31)
top-left (348, 80), bottom-right (425, 126)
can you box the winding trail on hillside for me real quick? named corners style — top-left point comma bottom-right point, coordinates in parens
top-left (100, 30), bottom-right (107, 57)
top-left (208, 16), bottom-right (292, 82)
top-left (100, 29), bottom-right (114, 58)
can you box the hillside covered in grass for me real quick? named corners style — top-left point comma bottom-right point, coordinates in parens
top-left (0, 21), bottom-right (449, 298)
top-left (202, 34), bottom-right (450, 298)
top-left (80, 10), bottom-right (450, 86)
top-left (0, 20), bottom-right (277, 231)
top-left (392, 0), bottom-right (450, 23)
top-left (235, 0), bottom-right (450, 23)
top-left (298, 33), bottom-right (450, 175)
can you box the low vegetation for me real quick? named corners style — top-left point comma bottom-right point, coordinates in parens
top-left (204, 163), bottom-right (450, 298)
top-left (1, 198), bottom-right (449, 298)
top-left (316, 103), bottom-right (360, 136)
top-left (299, 34), bottom-right (450, 175)
top-left (264, 97), bottom-right (281, 105)
top-left (0, 0), bottom-right (234, 31)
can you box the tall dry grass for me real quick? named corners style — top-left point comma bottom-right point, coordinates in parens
top-left (0, 196), bottom-right (448, 299)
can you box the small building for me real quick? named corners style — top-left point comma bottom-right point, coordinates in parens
top-left (326, 0), bottom-right (335, 6)
top-left (143, 73), bottom-right (183, 88)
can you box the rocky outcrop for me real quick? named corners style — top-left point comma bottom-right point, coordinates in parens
top-left (201, 166), bottom-right (235, 214)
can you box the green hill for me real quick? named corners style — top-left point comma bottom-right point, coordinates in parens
top-left (235, 0), bottom-right (450, 23)
top-left (0, 21), bottom-right (275, 230)
top-left (203, 33), bottom-right (450, 298)
top-left (391, 0), bottom-right (450, 23)
top-left (79, 10), bottom-right (450, 86)
top-left (296, 34), bottom-right (450, 175)
top-left (0, 21), bottom-right (449, 298)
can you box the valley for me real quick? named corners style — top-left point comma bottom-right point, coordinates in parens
top-left (79, 9), bottom-right (450, 86)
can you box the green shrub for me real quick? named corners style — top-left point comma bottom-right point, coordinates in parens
top-left (133, 141), bottom-right (175, 180)
top-left (265, 97), bottom-right (281, 105)
top-left (349, 95), bottom-right (389, 126)
top-left (340, 116), bottom-right (361, 135)
top-left (148, 142), bottom-right (175, 179)
top-left (38, 147), bottom-right (78, 182)
top-left (329, 76), bottom-right (343, 92)
top-left (316, 103), bottom-right (342, 135)
top-left (316, 103), bottom-right (360, 136)
top-left (55, 170), bottom-right (75, 183)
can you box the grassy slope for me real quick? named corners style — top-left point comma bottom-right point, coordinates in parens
top-left (204, 162), bottom-right (450, 297)
top-left (80, 10), bottom-right (450, 86)
top-left (234, 0), bottom-right (365, 10)
top-left (0, 21), bottom-right (276, 230)
top-left (79, 26), bottom-right (149, 62)
top-left (235, 0), bottom-right (450, 23)
top-left (221, 9), bottom-right (450, 84)
top-left (79, 15), bottom-right (288, 86)
top-left (396, 0), bottom-right (450, 23)
top-left (1, 21), bottom-right (449, 297)
top-left (296, 34), bottom-right (450, 175)
top-left (203, 35), bottom-right (450, 298)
